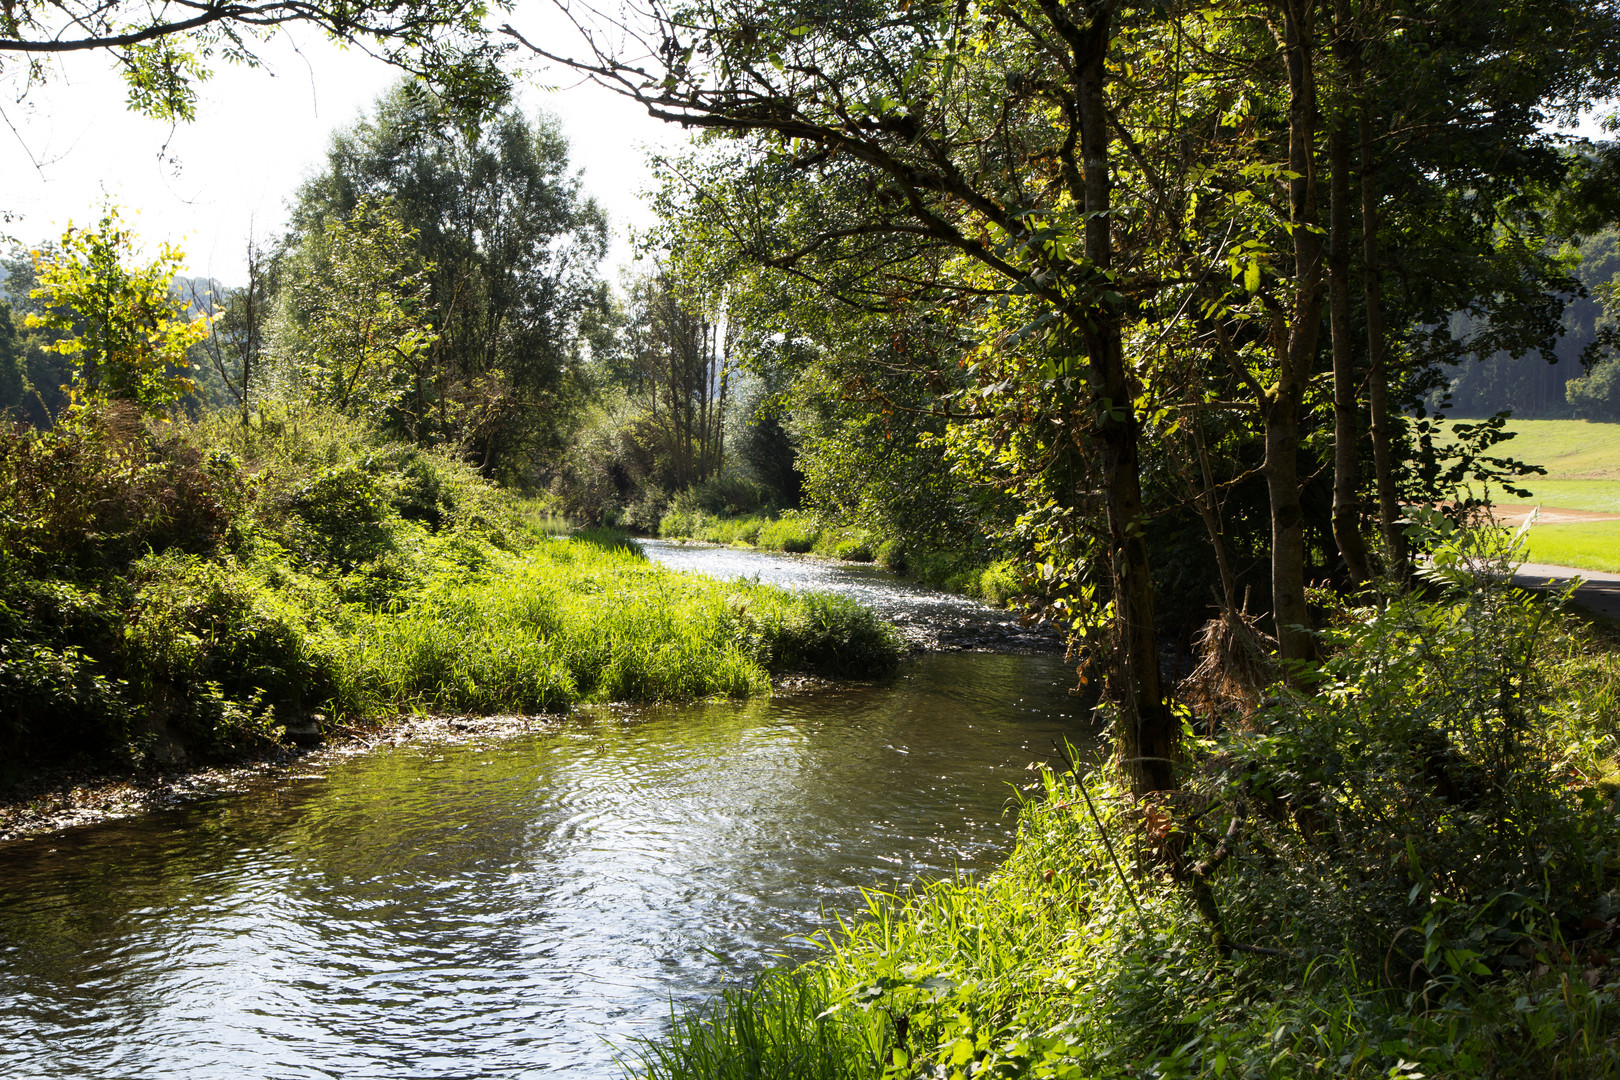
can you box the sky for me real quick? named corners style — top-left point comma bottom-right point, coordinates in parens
top-left (4, 16), bottom-right (1612, 291)
top-left (0, 5), bottom-right (687, 285)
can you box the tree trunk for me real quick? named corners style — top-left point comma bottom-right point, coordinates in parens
top-left (1327, 85), bottom-right (1369, 584)
top-left (1358, 100), bottom-right (1407, 573)
top-left (1268, 0), bottom-right (1323, 668)
top-left (1076, 15), bottom-right (1175, 795)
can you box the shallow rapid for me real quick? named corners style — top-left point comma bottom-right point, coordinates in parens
top-left (640, 539), bottom-right (1057, 652)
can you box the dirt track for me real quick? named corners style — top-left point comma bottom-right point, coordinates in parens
top-left (1492, 506), bottom-right (1620, 526)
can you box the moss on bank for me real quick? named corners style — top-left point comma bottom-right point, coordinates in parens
top-left (0, 404), bottom-right (897, 773)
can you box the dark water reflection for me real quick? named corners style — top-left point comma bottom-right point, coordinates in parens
top-left (0, 652), bottom-right (1090, 1079)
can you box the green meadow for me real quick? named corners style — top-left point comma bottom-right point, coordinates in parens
top-left (1448, 418), bottom-right (1620, 570)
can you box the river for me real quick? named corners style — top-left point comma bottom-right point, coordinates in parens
top-left (0, 541), bottom-right (1089, 1079)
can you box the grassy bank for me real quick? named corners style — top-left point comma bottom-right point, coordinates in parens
top-left (0, 404), bottom-right (897, 773)
top-left (636, 528), bottom-right (1620, 1079)
top-left (1457, 418), bottom-right (1620, 492)
top-left (655, 509), bottom-right (1023, 608)
top-left (1524, 521), bottom-right (1620, 572)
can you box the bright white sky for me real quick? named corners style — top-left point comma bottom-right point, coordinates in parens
top-left (3, 15), bottom-right (1611, 291)
top-left (0, 4), bottom-right (686, 285)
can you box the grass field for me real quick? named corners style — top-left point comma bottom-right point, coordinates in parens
top-left (1441, 419), bottom-right (1620, 571)
top-left (1458, 418), bottom-right (1620, 482)
top-left (1521, 521), bottom-right (1620, 573)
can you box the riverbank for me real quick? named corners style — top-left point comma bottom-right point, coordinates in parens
top-left (0, 404), bottom-right (898, 785)
top-left (652, 509), bottom-right (1024, 608)
top-left (640, 539), bottom-right (1063, 655)
top-left (637, 533), bottom-right (1620, 1079)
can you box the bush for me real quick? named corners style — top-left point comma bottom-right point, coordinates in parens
top-left (0, 402), bottom-right (237, 573)
top-left (1567, 357), bottom-right (1620, 421)
top-left (976, 559), bottom-right (1022, 607)
top-left (758, 512), bottom-right (820, 553)
top-left (813, 525), bottom-right (877, 562)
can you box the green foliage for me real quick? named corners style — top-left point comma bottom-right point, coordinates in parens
top-left (1567, 356), bottom-right (1620, 421)
top-left (659, 510), bottom-right (769, 545)
top-left (275, 199), bottom-right (439, 432)
top-left (758, 512), bottom-right (819, 554)
top-left (0, 0), bottom-right (505, 123)
top-left (26, 209), bottom-right (206, 412)
top-left (0, 401), bottom-right (236, 573)
top-left (280, 83), bottom-right (609, 472)
top-left (0, 402), bottom-right (898, 767)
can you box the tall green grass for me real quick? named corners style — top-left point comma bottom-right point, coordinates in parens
top-left (277, 532), bottom-right (900, 719)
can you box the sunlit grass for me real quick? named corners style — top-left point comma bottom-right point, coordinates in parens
top-left (1444, 417), bottom-right (1620, 481)
top-left (1489, 478), bottom-right (1620, 513)
top-left (340, 531), bottom-right (899, 716)
top-left (1522, 521), bottom-right (1620, 573)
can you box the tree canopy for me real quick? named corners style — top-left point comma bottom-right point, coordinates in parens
top-left (0, 0), bottom-right (510, 119)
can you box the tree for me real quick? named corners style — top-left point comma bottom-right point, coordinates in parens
top-left (0, 0), bottom-right (507, 121)
top-left (27, 209), bottom-right (207, 414)
top-left (510, 0), bottom-right (1195, 792)
top-left (191, 241), bottom-right (272, 426)
top-left (274, 199), bottom-right (439, 435)
top-left (284, 83), bottom-right (610, 475)
top-left (621, 268), bottom-right (737, 489)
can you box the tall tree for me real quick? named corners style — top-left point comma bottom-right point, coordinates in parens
top-left (283, 83), bottom-right (610, 475)
top-left (509, 0), bottom-right (1190, 792)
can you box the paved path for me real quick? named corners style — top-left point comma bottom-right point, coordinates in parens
top-left (1512, 562), bottom-right (1620, 622)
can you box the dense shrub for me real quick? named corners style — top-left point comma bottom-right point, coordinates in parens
top-left (0, 403), bottom-right (237, 573)
top-left (0, 404), bottom-right (900, 769)
top-left (1567, 357), bottom-right (1620, 421)
top-left (758, 512), bottom-right (819, 553)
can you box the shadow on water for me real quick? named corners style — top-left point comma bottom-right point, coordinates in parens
top-left (0, 560), bottom-right (1090, 1079)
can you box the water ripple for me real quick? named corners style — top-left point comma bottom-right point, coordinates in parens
top-left (0, 653), bottom-right (1087, 1079)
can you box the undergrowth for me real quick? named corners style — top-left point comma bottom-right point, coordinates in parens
top-left (0, 403), bottom-right (897, 770)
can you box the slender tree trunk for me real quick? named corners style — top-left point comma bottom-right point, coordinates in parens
top-left (1268, 0), bottom-right (1323, 668)
top-left (1358, 101), bottom-right (1406, 572)
top-left (1074, 14), bottom-right (1175, 795)
top-left (1326, 54), bottom-right (1370, 584)
top-left (1194, 422), bottom-right (1239, 611)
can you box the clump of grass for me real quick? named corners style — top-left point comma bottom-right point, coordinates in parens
top-left (757, 513), bottom-right (821, 553)
top-left (659, 510), bottom-right (770, 546)
top-left (638, 969), bottom-right (887, 1080)
top-left (812, 525), bottom-right (877, 563)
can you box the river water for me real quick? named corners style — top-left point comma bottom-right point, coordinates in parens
top-left (0, 542), bottom-right (1088, 1079)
